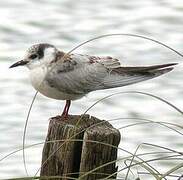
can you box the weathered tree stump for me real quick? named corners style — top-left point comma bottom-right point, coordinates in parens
top-left (40, 114), bottom-right (121, 180)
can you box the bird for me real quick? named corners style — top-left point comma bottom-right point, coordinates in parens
top-left (10, 43), bottom-right (177, 118)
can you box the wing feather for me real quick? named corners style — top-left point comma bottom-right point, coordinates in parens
top-left (101, 67), bottom-right (173, 89)
top-left (46, 53), bottom-right (177, 94)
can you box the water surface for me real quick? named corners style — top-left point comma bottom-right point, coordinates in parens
top-left (0, 0), bottom-right (183, 179)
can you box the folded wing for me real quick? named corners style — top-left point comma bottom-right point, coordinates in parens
top-left (46, 53), bottom-right (177, 94)
top-left (100, 63), bottom-right (176, 89)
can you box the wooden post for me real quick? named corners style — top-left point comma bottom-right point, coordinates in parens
top-left (40, 114), bottom-right (121, 180)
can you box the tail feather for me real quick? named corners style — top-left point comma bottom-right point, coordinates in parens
top-left (101, 63), bottom-right (177, 89)
top-left (112, 63), bottom-right (177, 73)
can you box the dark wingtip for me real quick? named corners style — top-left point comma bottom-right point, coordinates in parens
top-left (149, 62), bottom-right (178, 70)
top-left (112, 62), bottom-right (178, 74)
top-left (161, 67), bottom-right (174, 73)
top-left (164, 63), bottom-right (178, 67)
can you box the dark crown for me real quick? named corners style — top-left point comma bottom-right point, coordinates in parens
top-left (27, 43), bottom-right (55, 59)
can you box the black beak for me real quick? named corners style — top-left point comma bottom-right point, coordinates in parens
top-left (9, 60), bottom-right (29, 68)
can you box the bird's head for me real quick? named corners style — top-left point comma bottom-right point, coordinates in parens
top-left (10, 43), bottom-right (58, 69)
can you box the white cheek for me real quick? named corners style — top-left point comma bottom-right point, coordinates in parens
top-left (44, 47), bottom-right (55, 63)
top-left (27, 59), bottom-right (41, 69)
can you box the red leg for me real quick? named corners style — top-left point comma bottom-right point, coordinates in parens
top-left (61, 100), bottom-right (71, 119)
top-left (62, 101), bottom-right (68, 116)
top-left (65, 100), bottom-right (71, 116)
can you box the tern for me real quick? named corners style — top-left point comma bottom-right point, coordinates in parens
top-left (10, 43), bottom-right (177, 118)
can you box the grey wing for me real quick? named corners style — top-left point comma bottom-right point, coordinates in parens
top-left (46, 54), bottom-right (176, 94)
top-left (100, 63), bottom-right (176, 89)
top-left (45, 54), bottom-right (109, 94)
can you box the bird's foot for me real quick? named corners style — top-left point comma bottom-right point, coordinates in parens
top-left (61, 113), bottom-right (69, 121)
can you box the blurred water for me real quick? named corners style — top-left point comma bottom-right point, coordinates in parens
top-left (0, 0), bottom-right (183, 179)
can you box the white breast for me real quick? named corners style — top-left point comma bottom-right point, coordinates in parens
top-left (29, 66), bottom-right (84, 100)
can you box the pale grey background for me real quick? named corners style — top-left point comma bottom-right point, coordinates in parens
top-left (0, 0), bottom-right (183, 179)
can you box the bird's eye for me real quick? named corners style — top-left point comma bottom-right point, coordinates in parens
top-left (29, 54), bottom-right (38, 59)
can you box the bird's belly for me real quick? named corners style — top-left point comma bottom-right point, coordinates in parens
top-left (30, 67), bottom-right (83, 100)
top-left (37, 82), bottom-right (84, 100)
